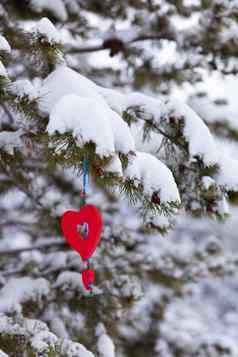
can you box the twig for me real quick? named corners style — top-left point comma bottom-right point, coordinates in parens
top-left (0, 239), bottom-right (67, 255)
top-left (66, 34), bottom-right (172, 55)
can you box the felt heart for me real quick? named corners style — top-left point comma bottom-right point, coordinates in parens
top-left (61, 204), bottom-right (103, 260)
top-left (82, 269), bottom-right (95, 290)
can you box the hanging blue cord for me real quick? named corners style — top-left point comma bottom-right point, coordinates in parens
top-left (83, 158), bottom-right (88, 196)
top-left (80, 158), bottom-right (88, 207)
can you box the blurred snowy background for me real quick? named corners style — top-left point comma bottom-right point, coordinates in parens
top-left (1, 1), bottom-right (238, 356)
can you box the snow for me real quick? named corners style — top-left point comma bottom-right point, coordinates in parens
top-left (216, 153), bottom-right (238, 191)
top-left (47, 94), bottom-right (115, 158)
top-left (41, 65), bottom-right (220, 170)
top-left (48, 316), bottom-right (69, 338)
top-left (0, 131), bottom-right (23, 154)
top-left (125, 152), bottom-right (180, 203)
top-left (0, 60), bottom-right (7, 77)
top-left (102, 25), bottom-right (139, 43)
top-left (99, 87), bottom-right (167, 119)
top-left (0, 313), bottom-right (94, 356)
top-left (30, 0), bottom-right (68, 21)
top-left (10, 79), bottom-right (37, 101)
top-left (158, 279), bottom-right (238, 355)
top-left (0, 351), bottom-right (8, 357)
top-left (201, 176), bottom-right (215, 190)
top-left (221, 22), bottom-right (238, 43)
top-left (33, 17), bottom-right (61, 44)
top-left (189, 94), bottom-right (238, 130)
top-left (31, 330), bottom-right (58, 352)
top-left (166, 99), bottom-right (218, 166)
top-left (96, 323), bottom-right (116, 357)
top-left (0, 34), bottom-right (11, 53)
top-left (149, 212), bottom-right (174, 230)
top-left (108, 110), bottom-right (135, 155)
top-left (54, 271), bottom-right (85, 293)
top-left (104, 155), bottom-right (123, 176)
top-left (39, 65), bottom-right (105, 114)
top-left (217, 196), bottom-right (230, 216)
top-left (60, 340), bottom-right (95, 357)
top-left (100, 87), bottom-right (219, 167)
top-left (0, 277), bottom-right (49, 314)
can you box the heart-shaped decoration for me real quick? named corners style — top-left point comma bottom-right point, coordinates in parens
top-left (61, 204), bottom-right (103, 260)
top-left (82, 269), bottom-right (95, 290)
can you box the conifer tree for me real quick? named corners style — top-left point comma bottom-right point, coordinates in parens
top-left (1, 1), bottom-right (238, 356)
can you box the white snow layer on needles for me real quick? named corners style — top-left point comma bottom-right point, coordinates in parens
top-left (166, 99), bottom-right (218, 166)
top-left (34, 17), bottom-right (61, 44)
top-left (125, 152), bottom-right (180, 203)
top-left (41, 65), bottom-right (236, 197)
top-left (47, 93), bottom-right (135, 157)
top-left (0, 351), bottom-right (8, 357)
top-left (0, 34), bottom-right (11, 53)
top-left (30, 0), bottom-right (68, 21)
top-left (99, 87), bottom-right (168, 119)
top-left (0, 277), bottom-right (49, 314)
top-left (99, 87), bottom-right (219, 167)
top-left (39, 66), bottom-right (105, 114)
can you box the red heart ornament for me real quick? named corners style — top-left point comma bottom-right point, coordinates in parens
top-left (82, 269), bottom-right (95, 290)
top-left (61, 204), bottom-right (103, 260)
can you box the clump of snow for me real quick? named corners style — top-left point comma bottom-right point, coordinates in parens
top-left (149, 212), bottom-right (174, 231)
top-left (0, 350), bottom-right (9, 357)
top-left (0, 60), bottom-right (7, 77)
top-left (0, 131), bottom-right (23, 154)
top-left (0, 277), bottom-right (49, 314)
top-left (30, 0), bottom-right (68, 21)
top-left (99, 87), bottom-right (167, 120)
top-left (0, 314), bottom-right (94, 356)
top-left (125, 152), bottom-right (180, 203)
top-left (60, 340), bottom-right (95, 357)
top-left (100, 87), bottom-right (218, 167)
top-left (217, 196), bottom-right (230, 216)
top-left (104, 155), bottom-right (123, 176)
top-left (201, 176), bottom-right (215, 190)
top-left (47, 93), bottom-right (135, 158)
top-left (166, 99), bottom-right (218, 166)
top-left (10, 80), bottom-right (38, 101)
top-left (54, 271), bottom-right (85, 293)
top-left (109, 110), bottom-right (135, 155)
top-left (216, 153), bottom-right (238, 191)
top-left (31, 330), bottom-right (58, 353)
top-left (0, 34), bottom-right (11, 53)
top-left (48, 94), bottom-right (114, 157)
top-left (33, 17), bottom-right (61, 44)
top-left (39, 65), bottom-right (105, 114)
top-left (96, 323), bottom-right (116, 357)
